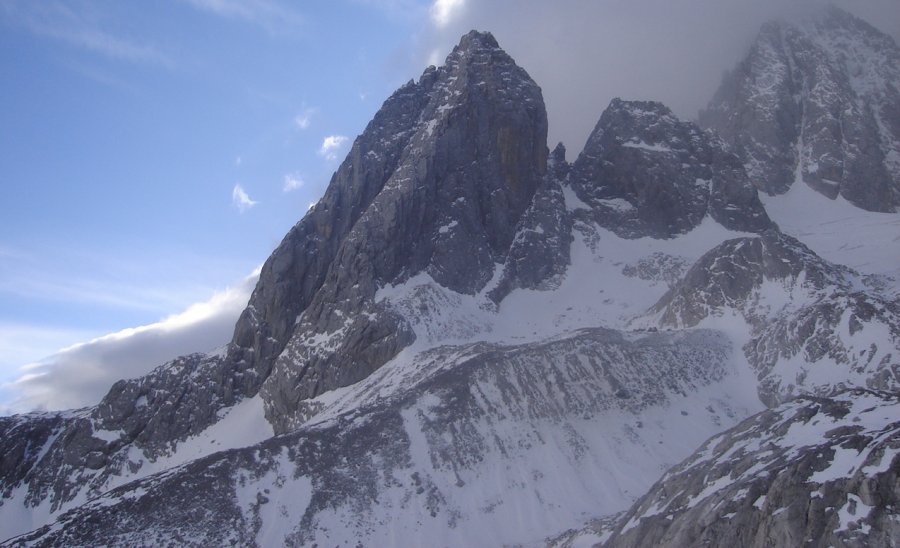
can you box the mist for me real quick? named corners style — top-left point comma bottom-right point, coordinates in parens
top-left (418, 0), bottom-right (900, 156)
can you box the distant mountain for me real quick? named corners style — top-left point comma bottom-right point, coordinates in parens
top-left (700, 6), bottom-right (900, 212)
top-left (2, 9), bottom-right (899, 547)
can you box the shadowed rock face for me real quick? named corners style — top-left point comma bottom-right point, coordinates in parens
top-left (570, 99), bottom-right (772, 239)
top-left (701, 6), bottom-right (900, 211)
top-left (591, 390), bottom-right (900, 548)
top-left (253, 30), bottom-right (549, 432)
top-left (488, 143), bottom-right (573, 303)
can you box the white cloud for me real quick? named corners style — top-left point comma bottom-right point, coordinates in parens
top-left (283, 173), bottom-right (304, 192)
top-left (232, 183), bottom-right (258, 212)
top-left (430, 0), bottom-right (465, 27)
top-left (426, 48), bottom-right (442, 66)
top-left (235, 155), bottom-right (243, 166)
top-left (317, 135), bottom-right (349, 161)
top-left (3, 269), bottom-right (260, 413)
top-left (294, 107), bottom-right (316, 130)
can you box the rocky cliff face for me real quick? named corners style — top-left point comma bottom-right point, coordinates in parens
top-left (700, 6), bottom-right (900, 211)
top-left (570, 99), bottom-right (772, 238)
top-left (558, 389), bottom-right (899, 548)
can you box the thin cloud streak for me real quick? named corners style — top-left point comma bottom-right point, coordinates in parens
top-left (294, 106), bottom-right (316, 130)
top-left (181, 0), bottom-right (304, 35)
top-left (0, 248), bottom-right (229, 314)
top-left (232, 183), bottom-right (258, 212)
top-left (430, 0), bottom-right (465, 28)
top-left (1, 0), bottom-right (174, 67)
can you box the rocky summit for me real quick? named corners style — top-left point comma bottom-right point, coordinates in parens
top-left (2, 9), bottom-right (900, 548)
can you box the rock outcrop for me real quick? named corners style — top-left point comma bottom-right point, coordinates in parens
top-left (569, 99), bottom-right (772, 238)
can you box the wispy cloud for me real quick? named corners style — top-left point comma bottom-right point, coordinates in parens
top-left (3, 269), bottom-right (260, 412)
top-left (430, 0), bottom-right (465, 27)
top-left (1, 1), bottom-right (174, 67)
top-left (0, 275), bottom-right (201, 314)
top-left (283, 173), bottom-right (304, 192)
top-left (318, 135), bottom-right (349, 161)
top-left (232, 183), bottom-right (258, 212)
top-left (181, 0), bottom-right (304, 35)
top-left (294, 106), bottom-right (316, 130)
top-left (0, 244), bottom-right (253, 316)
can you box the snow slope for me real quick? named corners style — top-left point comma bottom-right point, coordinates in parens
top-left (761, 180), bottom-right (900, 282)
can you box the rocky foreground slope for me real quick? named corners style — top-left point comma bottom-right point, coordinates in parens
top-left (555, 389), bottom-right (900, 548)
top-left (2, 8), bottom-right (900, 547)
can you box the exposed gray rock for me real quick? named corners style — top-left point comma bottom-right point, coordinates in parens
top-left (570, 99), bottom-right (772, 238)
top-left (621, 252), bottom-right (688, 289)
top-left (701, 6), bottom-right (900, 211)
top-left (748, 293), bottom-right (900, 406)
top-left (2, 16), bottom-right (898, 547)
top-left (592, 389), bottom-right (900, 548)
top-left (489, 143), bottom-right (573, 302)
top-left (0, 28), bottom-right (553, 530)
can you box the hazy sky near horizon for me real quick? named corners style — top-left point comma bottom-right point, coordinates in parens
top-left (2, 0), bottom-right (898, 412)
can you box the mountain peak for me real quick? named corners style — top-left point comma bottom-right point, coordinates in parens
top-left (606, 97), bottom-right (675, 118)
top-left (457, 29), bottom-right (500, 51)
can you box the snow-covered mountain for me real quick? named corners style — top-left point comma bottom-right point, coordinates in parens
top-left (2, 8), bottom-right (899, 547)
top-left (700, 6), bottom-right (900, 212)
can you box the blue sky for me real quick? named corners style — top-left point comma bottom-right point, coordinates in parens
top-left (2, 0), bottom-right (897, 412)
top-left (0, 0), bottom-right (449, 406)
